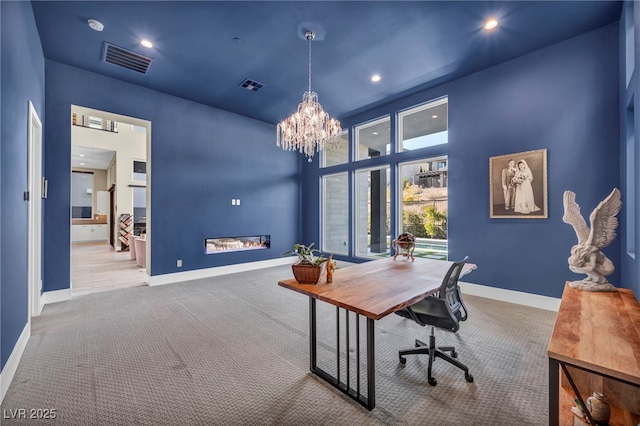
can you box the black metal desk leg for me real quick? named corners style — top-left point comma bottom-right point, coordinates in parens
top-left (310, 298), bottom-right (317, 371)
top-left (307, 302), bottom-right (375, 411)
top-left (367, 318), bottom-right (375, 409)
top-left (549, 358), bottom-right (559, 426)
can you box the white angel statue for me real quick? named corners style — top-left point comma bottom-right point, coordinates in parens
top-left (562, 188), bottom-right (622, 291)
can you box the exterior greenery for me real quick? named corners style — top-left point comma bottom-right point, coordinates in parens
top-left (401, 179), bottom-right (447, 239)
top-left (402, 208), bottom-right (447, 239)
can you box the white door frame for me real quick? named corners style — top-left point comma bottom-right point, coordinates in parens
top-left (28, 101), bottom-right (44, 317)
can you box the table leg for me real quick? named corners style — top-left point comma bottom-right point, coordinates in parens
top-left (367, 317), bottom-right (376, 409)
top-left (548, 358), bottom-right (559, 426)
top-left (310, 297), bottom-right (317, 372)
top-left (308, 300), bottom-right (376, 410)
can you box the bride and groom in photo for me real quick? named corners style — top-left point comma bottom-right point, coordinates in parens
top-left (501, 158), bottom-right (541, 214)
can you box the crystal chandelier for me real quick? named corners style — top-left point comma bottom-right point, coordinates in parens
top-left (277, 31), bottom-right (341, 162)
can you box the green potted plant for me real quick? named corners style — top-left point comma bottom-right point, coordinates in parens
top-left (283, 243), bottom-right (328, 284)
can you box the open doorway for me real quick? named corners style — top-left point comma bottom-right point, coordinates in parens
top-left (28, 101), bottom-right (43, 317)
top-left (70, 105), bottom-right (151, 296)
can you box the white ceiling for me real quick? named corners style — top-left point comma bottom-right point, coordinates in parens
top-left (72, 146), bottom-right (115, 170)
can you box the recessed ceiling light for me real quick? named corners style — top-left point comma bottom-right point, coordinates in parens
top-left (432, 115), bottom-right (438, 119)
top-left (484, 19), bottom-right (498, 30)
top-left (88, 19), bottom-right (104, 32)
top-left (140, 39), bottom-right (153, 48)
top-left (80, 162), bottom-right (85, 166)
top-left (80, 154), bottom-right (85, 157)
top-left (371, 74), bottom-right (381, 83)
top-left (373, 131), bottom-right (379, 135)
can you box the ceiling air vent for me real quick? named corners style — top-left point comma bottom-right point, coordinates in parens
top-left (102, 42), bottom-right (153, 74)
top-left (239, 79), bottom-right (264, 92)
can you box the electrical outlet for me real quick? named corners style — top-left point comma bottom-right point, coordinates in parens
top-left (177, 259), bottom-right (182, 267)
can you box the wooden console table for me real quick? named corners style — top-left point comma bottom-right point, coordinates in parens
top-left (548, 283), bottom-right (640, 425)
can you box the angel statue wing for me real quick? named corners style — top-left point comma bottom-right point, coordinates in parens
top-left (586, 188), bottom-right (622, 250)
top-left (562, 190), bottom-right (590, 244)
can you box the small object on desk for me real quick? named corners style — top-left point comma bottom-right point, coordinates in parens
top-left (282, 243), bottom-right (327, 284)
top-left (586, 392), bottom-right (610, 425)
top-left (573, 417), bottom-right (588, 426)
top-left (571, 410), bottom-right (589, 426)
top-left (571, 401), bottom-right (589, 425)
top-left (326, 255), bottom-right (336, 283)
top-left (292, 262), bottom-right (324, 284)
top-left (392, 232), bottom-right (415, 262)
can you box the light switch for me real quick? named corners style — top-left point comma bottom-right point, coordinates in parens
top-left (232, 199), bottom-right (236, 206)
top-left (236, 199), bottom-right (241, 206)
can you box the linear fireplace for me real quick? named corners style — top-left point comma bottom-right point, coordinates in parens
top-left (205, 235), bottom-right (270, 254)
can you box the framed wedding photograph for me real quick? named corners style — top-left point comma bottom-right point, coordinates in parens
top-left (489, 149), bottom-right (548, 219)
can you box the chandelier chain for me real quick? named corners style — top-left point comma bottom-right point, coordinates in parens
top-left (308, 35), bottom-right (312, 94)
top-left (276, 30), bottom-right (342, 162)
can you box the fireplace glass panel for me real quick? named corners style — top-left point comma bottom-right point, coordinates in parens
top-left (205, 235), bottom-right (270, 254)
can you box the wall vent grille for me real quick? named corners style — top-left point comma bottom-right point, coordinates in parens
top-left (239, 79), bottom-right (264, 92)
top-left (102, 42), bottom-right (153, 74)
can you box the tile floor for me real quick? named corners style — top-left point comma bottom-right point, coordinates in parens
top-left (71, 242), bottom-right (147, 296)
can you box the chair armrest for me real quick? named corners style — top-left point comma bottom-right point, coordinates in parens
top-left (455, 285), bottom-right (468, 321)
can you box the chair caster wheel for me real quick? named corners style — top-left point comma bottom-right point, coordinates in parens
top-left (399, 356), bottom-right (406, 365)
top-left (451, 351), bottom-right (458, 358)
top-left (465, 373), bottom-right (474, 383)
top-left (428, 378), bottom-right (437, 386)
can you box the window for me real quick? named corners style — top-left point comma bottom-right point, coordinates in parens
top-left (398, 157), bottom-right (448, 260)
top-left (133, 187), bottom-right (147, 236)
top-left (87, 115), bottom-right (103, 130)
top-left (322, 173), bottom-right (349, 254)
top-left (355, 166), bottom-right (390, 257)
top-left (322, 130), bottom-right (349, 167)
top-left (626, 100), bottom-right (635, 257)
top-left (356, 116), bottom-right (390, 160)
top-left (319, 96), bottom-right (448, 262)
top-left (625, 1), bottom-right (634, 88)
top-left (71, 171), bottom-right (93, 218)
top-left (133, 160), bottom-right (146, 181)
top-left (398, 97), bottom-right (448, 151)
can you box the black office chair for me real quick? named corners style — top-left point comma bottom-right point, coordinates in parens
top-left (395, 256), bottom-right (474, 386)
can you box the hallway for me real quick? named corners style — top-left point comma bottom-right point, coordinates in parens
top-left (72, 242), bottom-right (147, 296)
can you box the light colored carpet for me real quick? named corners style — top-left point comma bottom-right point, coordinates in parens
top-left (1, 265), bottom-right (556, 425)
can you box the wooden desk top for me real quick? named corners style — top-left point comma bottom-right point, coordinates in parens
top-left (278, 257), bottom-right (476, 321)
top-left (548, 283), bottom-right (640, 386)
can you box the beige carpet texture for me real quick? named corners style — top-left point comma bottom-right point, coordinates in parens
top-left (1, 265), bottom-right (557, 425)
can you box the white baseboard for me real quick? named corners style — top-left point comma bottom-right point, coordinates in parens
top-left (36, 292), bottom-right (44, 317)
top-left (1, 322), bottom-right (30, 403)
top-left (459, 281), bottom-right (560, 312)
top-left (147, 260), bottom-right (560, 311)
top-left (41, 288), bottom-right (72, 306)
top-left (148, 257), bottom-right (297, 286)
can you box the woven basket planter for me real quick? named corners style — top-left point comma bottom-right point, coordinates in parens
top-left (292, 262), bottom-right (325, 284)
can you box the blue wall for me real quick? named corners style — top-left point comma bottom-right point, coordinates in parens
top-left (1, 0), bottom-right (634, 382)
top-left (43, 61), bottom-right (300, 290)
top-left (303, 23), bottom-right (621, 299)
top-left (619, 1), bottom-right (640, 297)
top-left (0, 1), bottom-right (45, 370)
